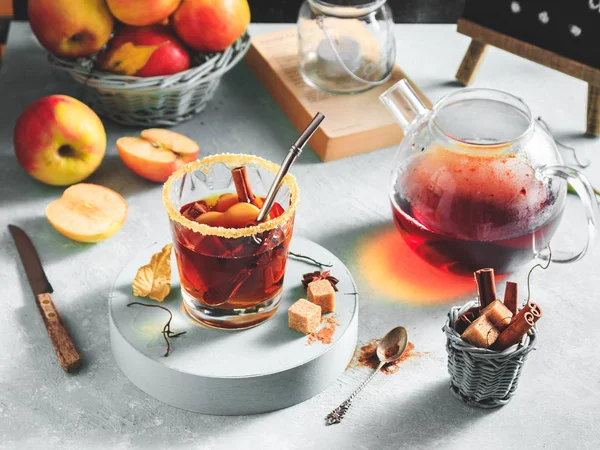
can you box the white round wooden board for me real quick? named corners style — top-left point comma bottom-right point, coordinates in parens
top-left (109, 237), bottom-right (359, 415)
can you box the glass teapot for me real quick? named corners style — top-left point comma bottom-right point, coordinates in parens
top-left (380, 79), bottom-right (600, 275)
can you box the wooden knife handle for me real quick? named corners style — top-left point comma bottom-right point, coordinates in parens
top-left (35, 293), bottom-right (81, 373)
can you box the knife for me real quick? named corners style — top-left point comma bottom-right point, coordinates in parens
top-left (9, 225), bottom-right (81, 373)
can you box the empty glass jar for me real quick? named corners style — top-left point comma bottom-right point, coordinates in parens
top-left (297, 0), bottom-right (396, 94)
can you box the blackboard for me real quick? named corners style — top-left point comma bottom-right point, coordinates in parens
top-left (462, 0), bottom-right (600, 69)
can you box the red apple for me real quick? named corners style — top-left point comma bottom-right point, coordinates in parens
top-left (171, 0), bottom-right (250, 53)
top-left (28, 0), bottom-right (114, 59)
top-left (14, 95), bottom-right (106, 186)
top-left (106, 0), bottom-right (182, 26)
top-left (99, 25), bottom-right (191, 77)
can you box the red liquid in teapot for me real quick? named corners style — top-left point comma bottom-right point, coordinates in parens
top-left (391, 147), bottom-right (565, 275)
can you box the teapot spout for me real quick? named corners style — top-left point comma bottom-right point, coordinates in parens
top-left (379, 79), bottom-right (428, 132)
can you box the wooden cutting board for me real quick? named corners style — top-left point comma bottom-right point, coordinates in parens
top-left (245, 27), bottom-right (431, 162)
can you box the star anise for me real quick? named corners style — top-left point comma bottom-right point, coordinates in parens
top-left (302, 270), bottom-right (339, 292)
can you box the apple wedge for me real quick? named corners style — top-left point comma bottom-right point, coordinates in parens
top-left (117, 129), bottom-right (199, 182)
top-left (46, 183), bottom-right (128, 243)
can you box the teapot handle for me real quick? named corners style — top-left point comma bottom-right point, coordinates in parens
top-left (541, 166), bottom-right (600, 263)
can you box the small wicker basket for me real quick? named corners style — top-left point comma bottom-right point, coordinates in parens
top-left (47, 33), bottom-right (251, 127)
top-left (442, 300), bottom-right (537, 408)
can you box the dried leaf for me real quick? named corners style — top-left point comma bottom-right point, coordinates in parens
top-left (100, 42), bottom-right (164, 76)
top-left (133, 244), bottom-right (172, 302)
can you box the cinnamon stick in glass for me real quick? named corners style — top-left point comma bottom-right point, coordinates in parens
top-left (232, 166), bottom-right (255, 203)
top-left (475, 268), bottom-right (497, 307)
top-left (504, 281), bottom-right (518, 315)
top-left (183, 201), bottom-right (208, 220)
top-left (493, 311), bottom-right (535, 351)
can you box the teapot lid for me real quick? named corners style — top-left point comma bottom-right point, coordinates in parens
top-left (431, 88), bottom-right (534, 151)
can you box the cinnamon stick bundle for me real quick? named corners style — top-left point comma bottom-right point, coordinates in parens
top-left (454, 314), bottom-right (473, 334)
top-left (462, 315), bottom-right (500, 349)
top-left (475, 268), bottom-right (497, 307)
top-left (481, 299), bottom-right (513, 330)
top-left (454, 307), bottom-right (480, 334)
top-left (529, 303), bottom-right (543, 322)
top-left (493, 311), bottom-right (535, 351)
top-left (232, 166), bottom-right (255, 203)
top-left (514, 302), bottom-right (543, 323)
top-left (504, 281), bottom-right (518, 315)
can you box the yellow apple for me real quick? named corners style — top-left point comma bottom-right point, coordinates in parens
top-left (28, 0), bottom-right (114, 58)
top-left (107, 0), bottom-right (181, 26)
top-left (13, 95), bottom-right (106, 186)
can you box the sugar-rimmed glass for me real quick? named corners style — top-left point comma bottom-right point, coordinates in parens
top-left (163, 154), bottom-right (299, 330)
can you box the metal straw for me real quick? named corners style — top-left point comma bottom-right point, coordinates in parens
top-left (256, 112), bottom-right (325, 223)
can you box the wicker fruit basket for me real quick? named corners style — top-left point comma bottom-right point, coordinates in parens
top-left (443, 300), bottom-right (537, 408)
top-left (47, 33), bottom-right (251, 127)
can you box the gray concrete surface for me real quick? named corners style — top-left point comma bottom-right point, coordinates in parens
top-left (1, 23), bottom-right (599, 450)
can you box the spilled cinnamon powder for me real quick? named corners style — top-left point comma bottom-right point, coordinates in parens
top-left (308, 316), bottom-right (340, 345)
top-left (352, 340), bottom-right (427, 375)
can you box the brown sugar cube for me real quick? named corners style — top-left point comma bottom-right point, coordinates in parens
top-left (288, 299), bottom-right (321, 334)
top-left (481, 299), bottom-right (513, 331)
top-left (307, 279), bottom-right (335, 314)
top-left (461, 315), bottom-right (500, 349)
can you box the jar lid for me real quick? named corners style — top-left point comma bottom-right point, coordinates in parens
top-left (308, 0), bottom-right (388, 17)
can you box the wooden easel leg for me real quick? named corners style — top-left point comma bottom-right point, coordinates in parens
top-left (586, 84), bottom-right (600, 136)
top-left (455, 40), bottom-right (488, 86)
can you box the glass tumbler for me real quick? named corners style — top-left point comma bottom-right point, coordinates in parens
top-left (162, 154), bottom-right (299, 330)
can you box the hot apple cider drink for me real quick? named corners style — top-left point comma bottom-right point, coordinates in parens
top-left (177, 179), bottom-right (286, 311)
top-left (163, 154), bottom-right (298, 329)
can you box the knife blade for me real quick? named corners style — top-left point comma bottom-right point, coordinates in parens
top-left (9, 225), bottom-right (53, 295)
top-left (9, 224), bottom-right (81, 372)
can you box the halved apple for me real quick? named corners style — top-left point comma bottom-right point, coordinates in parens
top-left (117, 129), bottom-right (199, 183)
top-left (46, 183), bottom-right (128, 243)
